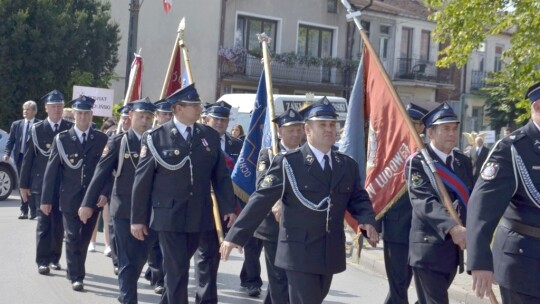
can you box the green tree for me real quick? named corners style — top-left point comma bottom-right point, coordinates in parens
top-left (0, 0), bottom-right (119, 130)
top-left (425, 0), bottom-right (540, 126)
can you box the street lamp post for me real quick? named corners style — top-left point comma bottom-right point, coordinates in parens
top-left (125, 0), bottom-right (141, 93)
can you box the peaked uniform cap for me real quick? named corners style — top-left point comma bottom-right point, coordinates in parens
top-left (422, 102), bottom-right (459, 128)
top-left (131, 97), bottom-right (157, 113)
top-left (70, 95), bottom-right (95, 111)
top-left (272, 108), bottom-right (304, 127)
top-left (41, 89), bottom-right (65, 104)
top-left (299, 96), bottom-right (338, 121)
top-left (207, 100), bottom-right (232, 119)
top-left (525, 81), bottom-right (540, 103)
top-left (118, 103), bottom-right (132, 116)
top-left (155, 99), bottom-right (172, 113)
top-left (406, 103), bottom-right (429, 121)
top-left (166, 83), bottom-right (201, 105)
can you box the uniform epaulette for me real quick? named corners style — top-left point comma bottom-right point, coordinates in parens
top-left (109, 132), bottom-right (125, 142)
top-left (148, 124), bottom-right (164, 134)
top-left (57, 129), bottom-right (70, 136)
top-left (282, 149), bottom-right (300, 156)
top-left (33, 120), bottom-right (45, 128)
top-left (334, 150), bottom-right (353, 161)
top-left (507, 130), bottom-right (526, 143)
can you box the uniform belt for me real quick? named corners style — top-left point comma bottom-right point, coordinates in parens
top-left (501, 217), bottom-right (540, 239)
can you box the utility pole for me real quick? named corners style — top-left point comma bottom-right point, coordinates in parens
top-left (125, 0), bottom-right (141, 94)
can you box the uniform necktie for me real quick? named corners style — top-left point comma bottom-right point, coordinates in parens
top-left (476, 147), bottom-right (481, 157)
top-left (445, 155), bottom-right (453, 170)
top-left (185, 126), bottom-right (192, 145)
top-left (323, 155), bottom-right (332, 184)
top-left (54, 123), bottom-right (59, 133)
top-left (82, 132), bottom-right (87, 147)
top-left (22, 120), bottom-right (30, 152)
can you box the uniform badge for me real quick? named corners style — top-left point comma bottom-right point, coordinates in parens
top-left (46, 143), bottom-right (51, 149)
top-left (201, 138), bottom-right (211, 152)
top-left (481, 162), bottom-right (499, 180)
top-left (260, 175), bottom-right (276, 188)
top-left (258, 161), bottom-right (267, 171)
top-left (69, 159), bottom-right (75, 164)
top-left (102, 145), bottom-right (110, 157)
top-left (306, 154), bottom-right (314, 165)
top-left (124, 153), bottom-right (130, 159)
top-left (140, 144), bottom-right (147, 158)
top-left (174, 149), bottom-right (180, 155)
top-left (410, 172), bottom-right (423, 187)
top-left (228, 139), bottom-right (232, 146)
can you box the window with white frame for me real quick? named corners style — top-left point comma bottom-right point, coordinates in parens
top-left (236, 15), bottom-right (277, 55)
top-left (297, 24), bottom-right (333, 58)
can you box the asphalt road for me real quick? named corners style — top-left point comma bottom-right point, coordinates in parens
top-left (0, 190), bottom-right (424, 303)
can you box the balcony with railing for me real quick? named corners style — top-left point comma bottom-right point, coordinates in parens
top-left (219, 54), bottom-right (355, 86)
top-left (470, 70), bottom-right (493, 91)
top-left (393, 58), bottom-right (452, 85)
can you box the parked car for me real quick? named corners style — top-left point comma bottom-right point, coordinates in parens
top-left (0, 128), bottom-right (18, 200)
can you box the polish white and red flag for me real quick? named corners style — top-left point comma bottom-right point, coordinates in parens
top-left (163, 0), bottom-right (172, 13)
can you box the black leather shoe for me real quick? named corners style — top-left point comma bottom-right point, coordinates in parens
top-left (247, 286), bottom-right (261, 297)
top-left (18, 213), bottom-right (28, 220)
top-left (154, 285), bottom-right (165, 295)
top-left (38, 265), bottom-right (50, 275)
top-left (29, 213), bottom-right (37, 220)
top-left (50, 263), bottom-right (61, 270)
top-left (72, 281), bottom-right (84, 291)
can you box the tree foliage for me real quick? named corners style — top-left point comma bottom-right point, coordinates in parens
top-left (0, 0), bottom-right (120, 130)
top-left (425, 0), bottom-right (540, 126)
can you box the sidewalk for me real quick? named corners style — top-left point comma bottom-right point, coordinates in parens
top-left (345, 228), bottom-right (502, 304)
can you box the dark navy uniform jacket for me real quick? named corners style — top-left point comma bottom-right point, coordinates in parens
top-left (82, 129), bottom-right (141, 219)
top-left (131, 120), bottom-right (236, 233)
top-left (378, 192), bottom-right (412, 245)
top-left (223, 134), bottom-right (242, 162)
top-left (407, 145), bottom-right (473, 274)
top-left (20, 119), bottom-right (73, 194)
top-left (41, 127), bottom-right (108, 213)
top-left (225, 144), bottom-right (376, 275)
top-left (467, 121), bottom-right (540, 298)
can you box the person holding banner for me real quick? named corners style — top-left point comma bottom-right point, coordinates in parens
top-left (220, 97), bottom-right (378, 304)
top-left (406, 103), bottom-right (473, 304)
top-left (194, 100), bottom-right (248, 303)
top-left (79, 98), bottom-right (159, 303)
top-left (130, 84), bottom-right (237, 304)
top-left (255, 108), bottom-right (305, 304)
top-left (467, 81), bottom-right (540, 303)
top-left (41, 96), bottom-right (108, 291)
top-left (378, 103), bottom-right (427, 304)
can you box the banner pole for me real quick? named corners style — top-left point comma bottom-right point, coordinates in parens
top-left (258, 33), bottom-right (278, 154)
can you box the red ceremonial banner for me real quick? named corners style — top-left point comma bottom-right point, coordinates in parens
top-left (362, 46), bottom-right (418, 217)
top-left (128, 54), bottom-right (143, 103)
top-left (164, 46), bottom-right (182, 97)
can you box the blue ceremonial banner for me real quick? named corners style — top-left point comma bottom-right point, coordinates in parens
top-left (231, 71), bottom-right (267, 202)
top-left (339, 56), bottom-right (366, 185)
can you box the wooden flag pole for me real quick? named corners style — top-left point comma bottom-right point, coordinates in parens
top-left (178, 17), bottom-right (224, 243)
top-left (258, 33), bottom-right (279, 154)
top-left (341, 1), bottom-right (498, 303)
top-left (117, 50), bottom-right (142, 134)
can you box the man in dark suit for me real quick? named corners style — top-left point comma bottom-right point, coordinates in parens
top-left (255, 108), bottom-right (305, 304)
top-left (220, 97), bottom-right (379, 304)
top-left (4, 100), bottom-right (40, 219)
top-left (130, 84), bottom-right (237, 304)
top-left (194, 100), bottom-right (246, 303)
top-left (469, 136), bottom-right (489, 182)
top-left (467, 81), bottom-right (540, 303)
top-left (80, 98), bottom-right (158, 303)
top-left (19, 90), bottom-right (72, 275)
top-left (41, 96), bottom-right (108, 291)
top-left (406, 103), bottom-right (473, 304)
top-left (378, 103), bottom-right (427, 304)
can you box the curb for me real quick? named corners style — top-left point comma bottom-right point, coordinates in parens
top-left (345, 229), bottom-right (501, 304)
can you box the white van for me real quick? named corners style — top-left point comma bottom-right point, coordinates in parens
top-left (218, 94), bottom-right (348, 131)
